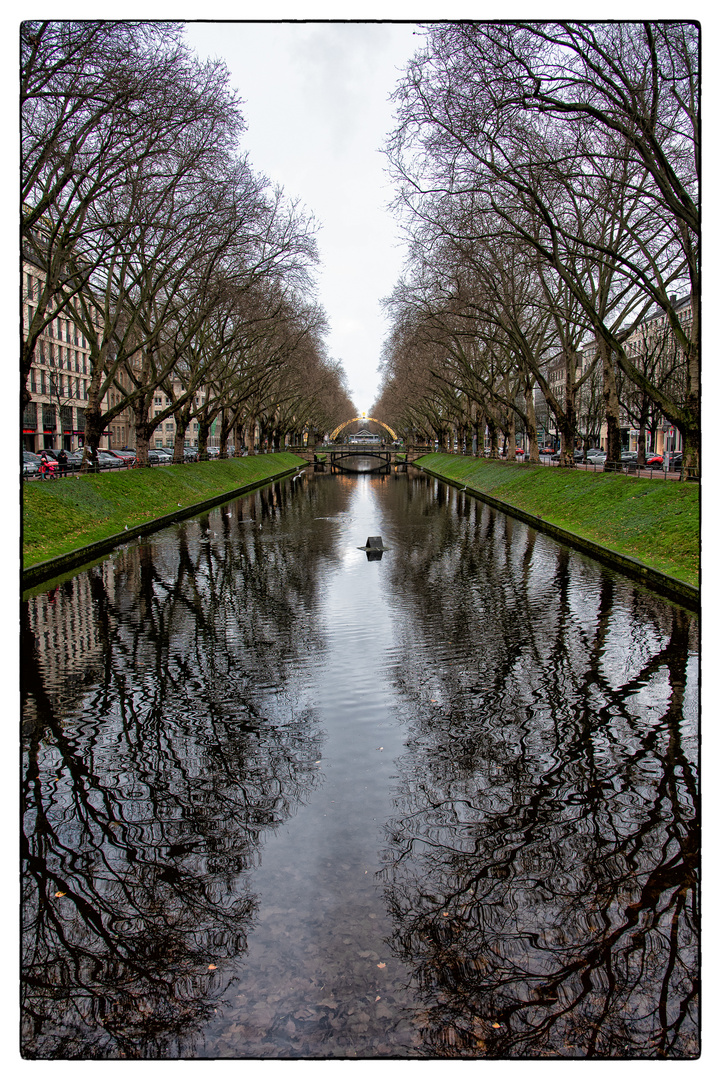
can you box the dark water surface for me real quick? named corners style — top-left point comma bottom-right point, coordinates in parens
top-left (21, 469), bottom-right (699, 1059)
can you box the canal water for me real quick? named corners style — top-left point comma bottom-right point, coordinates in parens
top-left (21, 468), bottom-right (699, 1059)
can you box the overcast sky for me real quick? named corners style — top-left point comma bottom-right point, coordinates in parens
top-left (184, 20), bottom-right (420, 415)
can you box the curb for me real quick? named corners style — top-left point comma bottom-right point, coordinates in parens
top-left (22, 461), bottom-right (303, 592)
top-left (414, 461), bottom-right (699, 611)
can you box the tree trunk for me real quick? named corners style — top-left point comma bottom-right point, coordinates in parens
top-left (600, 337), bottom-right (622, 469)
top-left (487, 419), bottom-right (499, 459)
top-left (197, 418), bottom-right (211, 459)
top-left (81, 406), bottom-right (105, 471)
top-left (245, 416), bottom-right (257, 455)
top-left (217, 409), bottom-right (229, 459)
top-left (79, 347), bottom-right (110, 471)
top-left (637, 401), bottom-right (648, 467)
top-left (172, 414), bottom-right (190, 464)
top-left (558, 348), bottom-right (578, 466)
top-left (505, 404), bottom-right (516, 459)
top-left (133, 413), bottom-right (155, 467)
top-left (525, 382), bottom-right (540, 463)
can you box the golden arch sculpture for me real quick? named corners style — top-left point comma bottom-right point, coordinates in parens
top-left (329, 416), bottom-right (398, 442)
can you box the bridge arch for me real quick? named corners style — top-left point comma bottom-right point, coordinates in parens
top-left (329, 416), bottom-right (398, 442)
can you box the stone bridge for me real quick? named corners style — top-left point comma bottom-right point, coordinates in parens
top-left (291, 444), bottom-right (431, 469)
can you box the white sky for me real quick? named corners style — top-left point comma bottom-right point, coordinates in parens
top-left (184, 20), bottom-right (420, 415)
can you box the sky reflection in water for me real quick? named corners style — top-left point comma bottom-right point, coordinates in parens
top-left (21, 470), bottom-right (698, 1059)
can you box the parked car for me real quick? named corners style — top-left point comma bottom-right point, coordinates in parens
top-left (645, 454), bottom-right (664, 467)
top-left (620, 451), bottom-right (638, 464)
top-left (94, 450), bottom-right (124, 469)
top-left (23, 450), bottom-right (41, 476)
top-left (146, 449), bottom-right (170, 465)
top-left (586, 450), bottom-right (607, 464)
top-left (64, 450), bottom-right (81, 469)
top-left (183, 447), bottom-right (199, 462)
top-left (107, 449), bottom-right (136, 465)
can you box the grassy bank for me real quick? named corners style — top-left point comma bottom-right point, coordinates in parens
top-left (22, 453), bottom-right (304, 568)
top-left (416, 454), bottom-right (699, 587)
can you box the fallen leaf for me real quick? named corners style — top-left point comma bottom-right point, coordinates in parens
top-left (375, 996), bottom-right (381, 1001)
top-left (54, 891), bottom-right (66, 898)
top-left (377, 962), bottom-right (386, 969)
top-left (208, 964), bottom-right (217, 970)
top-left (443, 912), bottom-right (449, 917)
top-left (492, 1022), bottom-right (501, 1029)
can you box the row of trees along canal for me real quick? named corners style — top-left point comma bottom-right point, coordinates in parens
top-left (372, 23), bottom-right (699, 471)
top-left (21, 22), bottom-right (355, 468)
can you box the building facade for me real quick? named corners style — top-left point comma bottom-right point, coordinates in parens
top-left (534, 294), bottom-right (691, 456)
top-left (22, 258), bottom-right (133, 453)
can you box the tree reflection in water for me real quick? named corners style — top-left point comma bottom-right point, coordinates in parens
top-left (21, 477), bottom-right (347, 1059)
top-left (378, 478), bottom-right (699, 1058)
top-left (21, 472), bottom-right (699, 1059)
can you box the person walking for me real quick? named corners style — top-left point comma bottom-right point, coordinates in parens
top-left (39, 454), bottom-right (55, 480)
top-left (57, 448), bottom-right (68, 477)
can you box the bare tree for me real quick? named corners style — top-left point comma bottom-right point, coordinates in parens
top-left (21, 22), bottom-right (242, 414)
top-left (386, 21), bottom-right (699, 467)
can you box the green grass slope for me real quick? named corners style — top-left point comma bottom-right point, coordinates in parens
top-left (417, 454), bottom-right (699, 587)
top-left (23, 454), bottom-right (304, 568)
